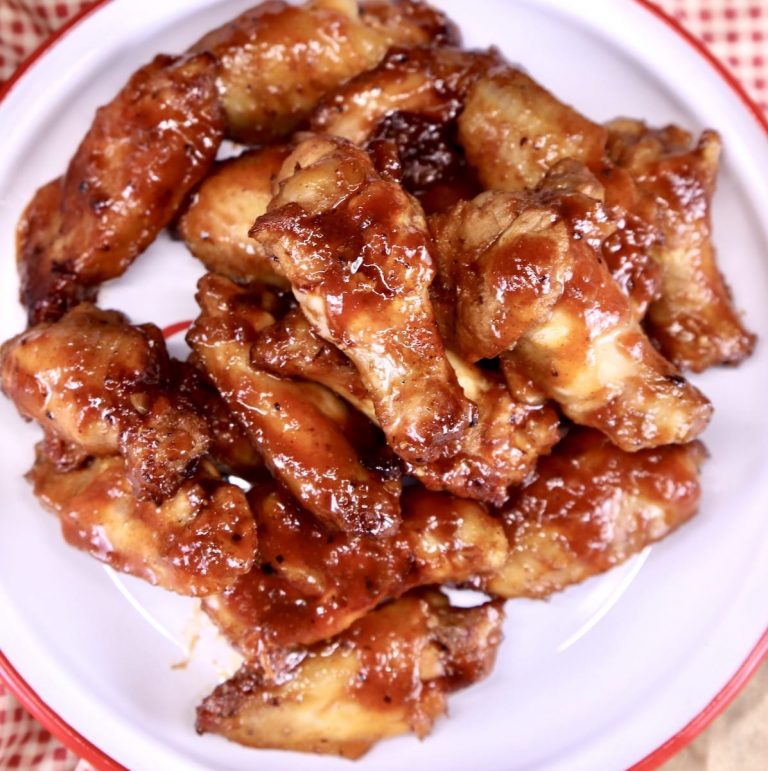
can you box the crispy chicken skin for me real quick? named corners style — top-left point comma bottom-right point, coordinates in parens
top-left (187, 274), bottom-right (402, 536)
top-left (0, 304), bottom-right (210, 502)
top-left (28, 450), bottom-right (256, 596)
top-left (431, 187), bottom-right (713, 451)
top-left (189, 0), bottom-right (456, 144)
top-left (203, 482), bottom-right (506, 673)
top-left (481, 429), bottom-right (706, 599)
top-left (250, 303), bottom-right (560, 504)
top-left (197, 589), bottom-right (504, 758)
top-left (607, 120), bottom-right (756, 371)
top-left (458, 67), bottom-right (607, 193)
top-left (177, 146), bottom-right (292, 287)
top-left (18, 53), bottom-right (223, 324)
top-left (250, 135), bottom-right (474, 465)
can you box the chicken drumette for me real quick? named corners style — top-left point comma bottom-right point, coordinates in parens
top-left (430, 173), bottom-right (713, 451)
top-left (250, 135), bottom-right (475, 465)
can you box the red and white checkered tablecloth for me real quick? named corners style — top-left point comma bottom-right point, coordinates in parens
top-left (0, 0), bottom-right (766, 768)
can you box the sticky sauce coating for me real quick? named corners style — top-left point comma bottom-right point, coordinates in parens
top-left (1, 304), bottom-right (210, 502)
top-left (482, 429), bottom-right (707, 599)
top-left (17, 53), bottom-right (223, 324)
top-left (203, 483), bottom-right (506, 675)
top-left (29, 451), bottom-right (256, 597)
top-left (196, 590), bottom-right (504, 759)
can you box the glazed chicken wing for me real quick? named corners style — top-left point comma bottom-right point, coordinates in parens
top-left (480, 429), bottom-right (706, 599)
top-left (18, 53), bottom-right (223, 324)
top-left (187, 273), bottom-right (401, 536)
top-left (203, 482), bottom-right (507, 675)
top-left (431, 186), bottom-right (713, 451)
top-left (310, 46), bottom-right (501, 145)
top-left (189, 0), bottom-right (457, 144)
top-left (177, 146), bottom-right (292, 287)
top-left (250, 303), bottom-right (560, 504)
top-left (310, 45), bottom-right (498, 212)
top-left (607, 120), bottom-right (756, 371)
top-left (0, 304), bottom-right (210, 502)
top-left (458, 67), bottom-right (607, 193)
top-left (456, 68), bottom-right (665, 316)
top-left (28, 450), bottom-right (256, 596)
top-left (197, 589), bottom-right (504, 759)
top-left (250, 135), bottom-right (474, 464)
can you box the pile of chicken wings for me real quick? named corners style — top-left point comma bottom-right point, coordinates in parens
top-left (0, 0), bottom-right (755, 759)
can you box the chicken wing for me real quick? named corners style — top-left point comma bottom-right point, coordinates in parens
top-left (177, 146), bottom-right (292, 287)
top-left (309, 45), bottom-right (498, 212)
top-left (430, 186), bottom-right (713, 451)
top-left (203, 482), bottom-right (507, 674)
top-left (607, 120), bottom-right (756, 371)
top-left (0, 304), bottom-right (210, 502)
top-left (310, 46), bottom-right (501, 145)
top-left (197, 589), bottom-right (504, 758)
top-left (187, 273), bottom-right (401, 536)
top-left (250, 302), bottom-right (560, 504)
top-left (18, 53), bottom-right (223, 324)
top-left (480, 429), bottom-right (706, 599)
top-left (456, 69), bottom-right (664, 316)
top-left (250, 135), bottom-right (474, 465)
top-left (458, 67), bottom-right (607, 193)
top-left (28, 449), bottom-right (256, 596)
top-left (189, 0), bottom-right (456, 144)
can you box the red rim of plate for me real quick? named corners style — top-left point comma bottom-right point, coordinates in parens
top-left (0, 1), bottom-right (766, 770)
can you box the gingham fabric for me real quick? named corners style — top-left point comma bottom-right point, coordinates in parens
top-left (0, 701), bottom-right (89, 770)
top-left (665, 0), bottom-right (768, 112)
top-left (0, 0), bottom-right (766, 768)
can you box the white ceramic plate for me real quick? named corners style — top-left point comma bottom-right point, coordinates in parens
top-left (1, 1), bottom-right (767, 769)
